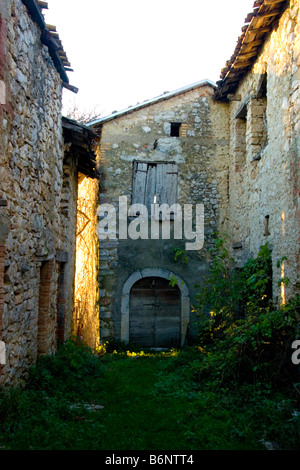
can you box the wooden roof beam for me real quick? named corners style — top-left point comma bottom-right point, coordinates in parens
top-left (232, 60), bottom-right (254, 69)
top-left (241, 39), bottom-right (264, 47)
top-left (237, 50), bottom-right (259, 61)
top-left (245, 8), bottom-right (259, 23)
top-left (46, 24), bottom-right (57, 32)
top-left (264, 0), bottom-right (286, 4)
top-left (37, 1), bottom-right (48, 8)
top-left (249, 26), bottom-right (274, 33)
top-left (63, 82), bottom-right (79, 94)
top-left (257, 8), bottom-right (284, 18)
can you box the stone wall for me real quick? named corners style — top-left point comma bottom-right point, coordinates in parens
top-left (1, 0), bottom-right (297, 380)
top-left (226, 0), bottom-right (299, 303)
top-left (95, 83), bottom-right (230, 344)
top-left (95, 0), bottom-right (299, 347)
top-left (58, 153), bottom-right (79, 343)
top-left (0, 0), bottom-right (76, 385)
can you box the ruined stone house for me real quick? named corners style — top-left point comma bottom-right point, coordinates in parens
top-left (91, 0), bottom-right (299, 348)
top-left (0, 0), bottom-right (299, 384)
top-left (91, 81), bottom-right (229, 347)
top-left (214, 0), bottom-right (300, 307)
top-left (0, 0), bottom-right (99, 385)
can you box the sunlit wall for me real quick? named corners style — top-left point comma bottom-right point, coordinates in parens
top-left (73, 173), bottom-right (100, 349)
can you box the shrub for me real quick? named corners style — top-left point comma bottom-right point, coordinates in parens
top-left (27, 337), bottom-right (103, 397)
top-left (192, 235), bottom-right (299, 387)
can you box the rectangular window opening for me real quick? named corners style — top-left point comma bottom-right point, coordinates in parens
top-left (170, 122), bottom-right (181, 137)
top-left (264, 215), bottom-right (270, 236)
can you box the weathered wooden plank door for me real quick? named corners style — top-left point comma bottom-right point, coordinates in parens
top-left (132, 162), bottom-right (178, 215)
top-left (129, 277), bottom-right (181, 348)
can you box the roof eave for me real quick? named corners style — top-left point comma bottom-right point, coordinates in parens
top-left (88, 79), bottom-right (217, 127)
top-left (213, 0), bottom-right (288, 102)
top-left (21, 0), bottom-right (71, 85)
top-left (62, 116), bottom-right (99, 179)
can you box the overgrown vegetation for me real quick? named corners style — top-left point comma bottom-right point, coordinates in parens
top-left (0, 236), bottom-right (299, 450)
top-left (192, 235), bottom-right (299, 388)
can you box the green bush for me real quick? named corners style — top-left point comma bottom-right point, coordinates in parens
top-left (192, 235), bottom-right (299, 387)
top-left (192, 304), bottom-right (297, 386)
top-left (27, 337), bottom-right (103, 397)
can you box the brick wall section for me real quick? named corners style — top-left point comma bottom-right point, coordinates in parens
top-left (0, 243), bottom-right (5, 337)
top-left (37, 260), bottom-right (53, 355)
top-left (56, 261), bottom-right (66, 343)
top-left (0, 199), bottom-right (9, 344)
top-left (0, 15), bottom-right (7, 81)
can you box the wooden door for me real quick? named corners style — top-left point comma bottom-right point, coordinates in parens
top-left (129, 277), bottom-right (181, 348)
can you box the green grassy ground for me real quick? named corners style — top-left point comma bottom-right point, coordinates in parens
top-left (0, 342), bottom-right (299, 450)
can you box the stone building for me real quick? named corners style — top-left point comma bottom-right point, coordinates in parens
top-left (91, 81), bottom-right (230, 347)
top-left (92, 0), bottom-right (299, 347)
top-left (214, 0), bottom-right (299, 305)
top-left (0, 0), bottom-right (98, 385)
top-left (0, 0), bottom-right (299, 383)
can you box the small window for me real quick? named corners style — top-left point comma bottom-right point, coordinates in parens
top-left (256, 73), bottom-right (267, 99)
top-left (233, 114), bottom-right (247, 167)
top-left (264, 215), bottom-right (270, 236)
top-left (170, 122), bottom-right (181, 137)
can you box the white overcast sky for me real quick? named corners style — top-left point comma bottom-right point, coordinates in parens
top-left (44, 0), bottom-right (255, 117)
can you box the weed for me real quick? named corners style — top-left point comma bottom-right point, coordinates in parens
top-left (0, 237), bottom-right (299, 450)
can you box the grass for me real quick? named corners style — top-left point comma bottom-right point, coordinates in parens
top-left (0, 339), bottom-right (299, 451)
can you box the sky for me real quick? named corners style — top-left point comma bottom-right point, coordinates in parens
top-left (44, 0), bottom-right (255, 118)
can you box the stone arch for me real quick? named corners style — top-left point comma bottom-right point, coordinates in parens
top-left (121, 268), bottom-right (190, 347)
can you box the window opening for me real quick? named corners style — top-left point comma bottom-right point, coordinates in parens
top-left (264, 215), bottom-right (270, 236)
top-left (170, 122), bottom-right (181, 137)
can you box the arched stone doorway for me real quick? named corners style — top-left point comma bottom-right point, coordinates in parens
top-left (121, 268), bottom-right (190, 347)
top-left (130, 277), bottom-right (181, 348)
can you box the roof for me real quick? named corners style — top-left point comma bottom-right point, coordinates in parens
top-left (88, 79), bottom-right (216, 127)
top-left (214, 0), bottom-right (288, 101)
top-left (21, 0), bottom-right (77, 92)
top-left (62, 117), bottom-right (99, 179)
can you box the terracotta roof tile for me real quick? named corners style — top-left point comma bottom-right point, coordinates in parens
top-left (214, 0), bottom-right (288, 101)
